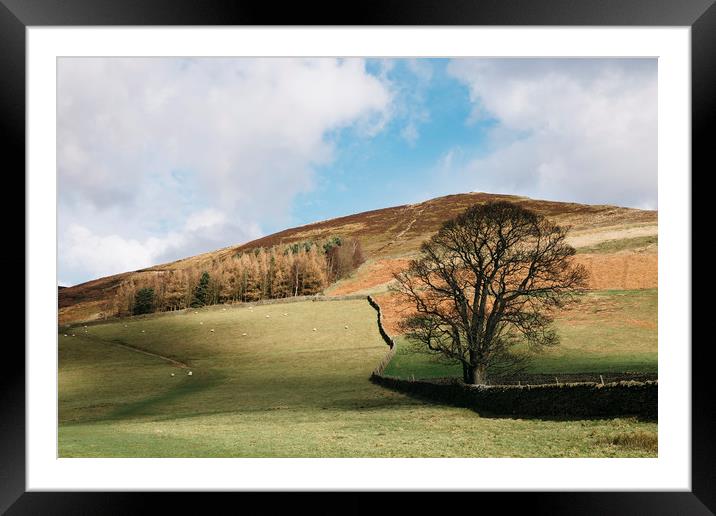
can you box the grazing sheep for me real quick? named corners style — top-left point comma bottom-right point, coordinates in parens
top-left (194, 311), bottom-right (198, 314)
top-left (265, 315), bottom-right (270, 318)
top-left (283, 313), bottom-right (288, 316)
top-left (312, 328), bottom-right (317, 332)
top-left (344, 325), bottom-right (349, 329)
top-left (222, 308), bottom-right (227, 311)
top-left (242, 333), bottom-right (247, 336)
top-left (187, 371), bottom-right (193, 376)
top-left (63, 334), bottom-right (68, 337)
top-left (171, 373), bottom-right (175, 377)
top-left (210, 329), bottom-right (215, 332)
top-left (200, 321), bottom-right (204, 325)
top-left (141, 330), bottom-right (145, 333)
top-left (71, 334), bottom-right (75, 337)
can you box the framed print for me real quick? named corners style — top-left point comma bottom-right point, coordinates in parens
top-left (4, 0), bottom-right (712, 513)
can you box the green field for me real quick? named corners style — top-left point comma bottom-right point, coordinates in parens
top-left (385, 289), bottom-right (657, 379)
top-left (59, 297), bottom-right (656, 457)
top-left (575, 235), bottom-right (657, 254)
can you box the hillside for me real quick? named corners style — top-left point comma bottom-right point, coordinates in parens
top-left (59, 298), bottom-right (656, 457)
top-left (59, 192), bottom-right (657, 325)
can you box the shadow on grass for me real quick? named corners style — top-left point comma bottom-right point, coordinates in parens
top-left (372, 383), bottom-right (658, 423)
top-left (319, 396), bottom-right (426, 411)
top-left (470, 407), bottom-right (657, 423)
top-left (106, 370), bottom-right (226, 421)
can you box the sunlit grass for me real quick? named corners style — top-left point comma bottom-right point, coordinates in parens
top-left (384, 289), bottom-right (657, 378)
top-left (576, 235), bottom-right (657, 254)
top-left (59, 298), bottom-right (656, 458)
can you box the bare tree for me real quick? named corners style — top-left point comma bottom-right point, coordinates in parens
top-left (393, 201), bottom-right (589, 385)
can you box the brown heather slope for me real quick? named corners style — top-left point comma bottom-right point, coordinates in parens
top-left (59, 192), bottom-right (657, 325)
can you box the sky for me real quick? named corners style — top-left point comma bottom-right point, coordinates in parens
top-left (58, 57), bottom-right (657, 286)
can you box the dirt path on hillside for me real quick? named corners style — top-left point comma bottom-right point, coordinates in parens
top-left (112, 340), bottom-right (190, 368)
top-left (395, 204), bottom-right (427, 240)
top-left (83, 334), bottom-right (190, 369)
top-left (375, 204), bottom-right (427, 254)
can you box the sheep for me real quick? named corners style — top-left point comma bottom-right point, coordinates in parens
top-left (242, 333), bottom-right (247, 336)
top-left (71, 334), bottom-right (75, 337)
top-left (344, 325), bottom-right (349, 329)
top-left (170, 373), bottom-right (175, 377)
top-left (210, 329), bottom-right (215, 333)
top-left (187, 371), bottom-right (193, 376)
top-left (141, 330), bottom-right (145, 333)
top-left (200, 321), bottom-right (204, 325)
top-left (63, 334), bottom-right (68, 337)
top-left (283, 313), bottom-right (288, 316)
top-left (194, 311), bottom-right (198, 314)
top-left (312, 328), bottom-right (317, 332)
top-left (265, 315), bottom-right (270, 318)
top-left (222, 308), bottom-right (227, 311)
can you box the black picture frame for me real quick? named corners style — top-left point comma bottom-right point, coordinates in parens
top-left (3, 1), bottom-right (709, 513)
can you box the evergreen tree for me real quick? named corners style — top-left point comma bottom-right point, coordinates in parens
top-left (191, 271), bottom-right (211, 307)
top-left (133, 287), bottom-right (155, 315)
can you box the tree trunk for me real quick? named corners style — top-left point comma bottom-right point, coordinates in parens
top-left (465, 363), bottom-right (488, 385)
top-left (474, 363), bottom-right (488, 384)
top-left (462, 363), bottom-right (471, 383)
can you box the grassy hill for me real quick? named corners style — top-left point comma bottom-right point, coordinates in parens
top-left (58, 191), bottom-right (658, 457)
top-left (59, 298), bottom-right (656, 457)
top-left (59, 192), bottom-right (657, 325)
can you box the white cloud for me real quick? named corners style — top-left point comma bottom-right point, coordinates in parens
top-left (60, 212), bottom-right (263, 282)
top-left (446, 59), bottom-right (657, 209)
top-left (184, 209), bottom-right (226, 233)
top-left (58, 58), bottom-right (392, 285)
top-left (62, 225), bottom-right (156, 280)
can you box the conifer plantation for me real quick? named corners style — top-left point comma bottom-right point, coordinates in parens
top-left (112, 237), bottom-right (364, 317)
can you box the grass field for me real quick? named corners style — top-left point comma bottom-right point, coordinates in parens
top-left (575, 235), bottom-right (657, 254)
top-left (59, 297), bottom-right (656, 458)
top-left (384, 289), bottom-right (657, 379)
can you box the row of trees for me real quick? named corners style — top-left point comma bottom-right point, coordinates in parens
top-left (130, 271), bottom-right (213, 315)
top-left (113, 237), bottom-right (364, 317)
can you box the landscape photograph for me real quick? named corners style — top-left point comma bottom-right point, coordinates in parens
top-left (57, 57), bottom-right (657, 458)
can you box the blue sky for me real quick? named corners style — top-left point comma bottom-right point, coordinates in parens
top-left (58, 57), bottom-right (657, 286)
top-left (290, 59), bottom-right (496, 227)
